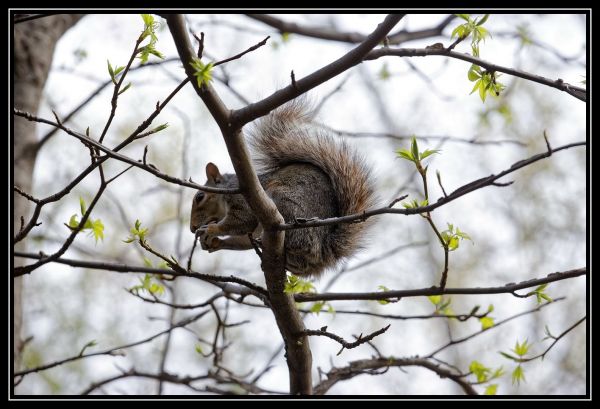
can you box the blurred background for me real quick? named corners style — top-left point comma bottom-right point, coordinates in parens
top-left (13, 13), bottom-right (587, 395)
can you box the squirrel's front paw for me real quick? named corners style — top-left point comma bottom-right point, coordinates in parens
top-left (198, 231), bottom-right (221, 252)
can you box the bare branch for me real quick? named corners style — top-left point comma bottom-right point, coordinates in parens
top-left (303, 325), bottom-right (391, 355)
top-left (14, 311), bottom-right (209, 378)
top-left (314, 356), bottom-right (475, 395)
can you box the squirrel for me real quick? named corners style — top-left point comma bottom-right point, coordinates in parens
top-left (190, 99), bottom-right (376, 278)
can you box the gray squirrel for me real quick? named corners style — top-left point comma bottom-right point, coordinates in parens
top-left (190, 99), bottom-right (376, 277)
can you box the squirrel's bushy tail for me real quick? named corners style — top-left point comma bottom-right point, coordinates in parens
top-left (249, 98), bottom-right (376, 268)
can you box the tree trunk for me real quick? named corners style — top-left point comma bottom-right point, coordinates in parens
top-left (13, 13), bottom-right (83, 370)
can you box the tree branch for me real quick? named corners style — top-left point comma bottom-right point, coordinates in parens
top-left (314, 356), bottom-right (476, 395)
top-left (277, 140), bottom-right (586, 231)
top-left (365, 47), bottom-right (587, 102)
top-left (295, 268), bottom-right (585, 302)
top-left (14, 311), bottom-right (209, 378)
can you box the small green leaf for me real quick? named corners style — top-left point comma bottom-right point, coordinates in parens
top-left (455, 14), bottom-right (470, 21)
top-left (470, 79), bottom-right (482, 95)
top-left (90, 219), bottom-right (105, 243)
top-left (420, 149), bottom-right (440, 160)
top-left (469, 360), bottom-right (489, 382)
top-left (151, 123), bottom-right (169, 133)
top-left (499, 351), bottom-right (518, 361)
top-left (484, 384), bottom-right (498, 395)
top-left (428, 295), bottom-right (442, 305)
top-left (479, 79), bottom-right (487, 102)
top-left (513, 339), bottom-right (530, 357)
top-left (69, 214), bottom-right (79, 228)
top-left (79, 197), bottom-right (87, 216)
top-left (143, 257), bottom-right (153, 267)
top-left (396, 149), bottom-right (414, 162)
top-left (281, 32), bottom-right (291, 43)
top-left (479, 316), bottom-right (494, 330)
top-left (190, 58), bottom-right (214, 87)
top-left (410, 137), bottom-right (419, 163)
top-left (141, 13), bottom-right (154, 26)
top-left (310, 301), bottom-right (325, 314)
top-left (195, 344), bottom-right (203, 354)
top-left (377, 285), bottom-right (390, 305)
top-left (118, 82), bottom-right (132, 95)
top-left (468, 65), bottom-right (481, 81)
top-left (107, 59), bottom-right (114, 80)
top-left (477, 14), bottom-right (490, 26)
top-left (114, 66), bottom-right (125, 77)
top-left (512, 365), bottom-right (525, 385)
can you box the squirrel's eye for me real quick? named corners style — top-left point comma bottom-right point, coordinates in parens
top-left (194, 191), bottom-right (205, 202)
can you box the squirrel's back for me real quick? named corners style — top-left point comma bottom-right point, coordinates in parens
top-left (249, 99), bottom-right (376, 277)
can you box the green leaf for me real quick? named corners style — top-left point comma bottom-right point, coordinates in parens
top-left (513, 339), bottom-right (530, 357)
top-left (428, 295), bottom-right (442, 305)
top-left (107, 59), bottom-right (114, 80)
top-left (499, 351), bottom-right (518, 361)
top-left (141, 13), bottom-right (154, 26)
top-left (484, 384), bottom-right (498, 395)
top-left (90, 219), bottom-right (105, 243)
top-left (420, 149), bottom-right (440, 160)
top-left (68, 214), bottom-right (79, 228)
top-left (447, 236), bottom-right (460, 251)
top-left (479, 316), bottom-right (494, 330)
top-left (195, 344), bottom-right (203, 354)
top-left (143, 257), bottom-right (153, 267)
top-left (118, 82), bottom-right (132, 95)
top-left (377, 285), bottom-right (390, 305)
top-left (469, 360), bottom-right (489, 382)
top-left (190, 58), bottom-right (214, 87)
top-left (470, 79), bottom-right (482, 95)
top-left (396, 148), bottom-right (414, 162)
top-left (455, 14), bottom-right (470, 21)
top-left (478, 79), bottom-right (487, 102)
top-left (79, 197), bottom-right (87, 216)
top-left (114, 66), bottom-right (125, 77)
top-left (284, 274), bottom-right (315, 294)
top-left (468, 66), bottom-right (481, 81)
top-left (477, 14), bottom-right (490, 26)
top-left (281, 32), bottom-right (291, 43)
top-left (511, 365), bottom-right (525, 386)
top-left (410, 137), bottom-right (419, 163)
top-left (151, 123), bottom-right (169, 133)
top-left (310, 301), bottom-right (325, 314)
top-left (79, 339), bottom-right (98, 356)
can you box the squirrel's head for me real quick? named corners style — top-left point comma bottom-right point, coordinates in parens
top-left (190, 163), bottom-right (227, 233)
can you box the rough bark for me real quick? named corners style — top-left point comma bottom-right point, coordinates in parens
top-left (13, 13), bottom-right (83, 369)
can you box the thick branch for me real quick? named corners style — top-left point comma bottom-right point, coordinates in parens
top-left (232, 14), bottom-right (405, 126)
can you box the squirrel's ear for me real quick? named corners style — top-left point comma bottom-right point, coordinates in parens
top-left (206, 162), bottom-right (222, 184)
